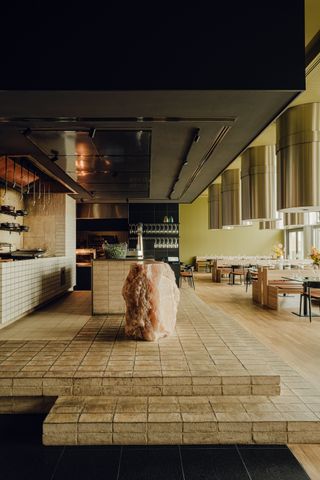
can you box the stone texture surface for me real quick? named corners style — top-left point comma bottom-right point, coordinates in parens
top-left (3, 288), bottom-right (320, 445)
top-left (42, 394), bottom-right (320, 445)
top-left (122, 262), bottom-right (180, 341)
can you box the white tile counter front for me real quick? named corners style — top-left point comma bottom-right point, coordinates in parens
top-left (0, 256), bottom-right (75, 326)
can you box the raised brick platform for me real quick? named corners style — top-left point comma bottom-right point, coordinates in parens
top-left (43, 394), bottom-right (320, 446)
top-left (1, 289), bottom-right (320, 445)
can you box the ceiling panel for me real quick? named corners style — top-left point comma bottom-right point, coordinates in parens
top-left (0, 90), bottom-right (301, 203)
top-left (65, 155), bottom-right (150, 173)
top-left (25, 129), bottom-right (151, 201)
top-left (92, 130), bottom-right (151, 156)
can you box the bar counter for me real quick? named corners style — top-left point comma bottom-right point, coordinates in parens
top-left (92, 258), bottom-right (154, 314)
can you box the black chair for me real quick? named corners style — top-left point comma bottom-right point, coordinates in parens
top-left (179, 263), bottom-right (195, 289)
top-left (245, 268), bottom-right (253, 292)
top-left (299, 281), bottom-right (320, 322)
top-left (244, 265), bottom-right (258, 292)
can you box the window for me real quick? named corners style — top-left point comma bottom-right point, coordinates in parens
top-left (313, 227), bottom-right (320, 250)
top-left (287, 229), bottom-right (304, 259)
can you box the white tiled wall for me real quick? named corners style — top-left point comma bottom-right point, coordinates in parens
top-left (65, 196), bottom-right (76, 286)
top-left (0, 256), bottom-right (74, 326)
top-left (92, 260), bottom-right (137, 314)
top-left (24, 194), bottom-right (68, 256)
top-left (0, 192), bottom-right (76, 326)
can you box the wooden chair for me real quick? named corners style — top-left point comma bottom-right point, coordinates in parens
top-left (179, 264), bottom-right (195, 289)
top-left (228, 266), bottom-right (245, 285)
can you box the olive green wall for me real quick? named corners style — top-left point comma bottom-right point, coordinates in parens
top-left (179, 196), bottom-right (283, 264)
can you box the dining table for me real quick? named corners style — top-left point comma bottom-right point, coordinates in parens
top-left (282, 275), bottom-right (320, 317)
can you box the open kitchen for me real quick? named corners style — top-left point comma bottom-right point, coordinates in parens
top-left (1, 3), bottom-right (320, 476)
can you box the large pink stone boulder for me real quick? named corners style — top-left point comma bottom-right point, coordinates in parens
top-left (122, 261), bottom-right (180, 341)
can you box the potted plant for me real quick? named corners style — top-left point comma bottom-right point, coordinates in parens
top-left (103, 241), bottom-right (128, 259)
top-left (310, 246), bottom-right (320, 266)
top-left (272, 243), bottom-right (285, 260)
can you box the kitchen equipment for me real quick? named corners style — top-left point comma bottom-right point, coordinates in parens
top-left (1, 222), bottom-right (14, 229)
top-left (1, 205), bottom-right (15, 213)
top-left (0, 242), bottom-right (12, 258)
top-left (20, 159), bottom-right (23, 200)
top-left (16, 209), bottom-right (28, 216)
top-left (33, 171), bottom-right (36, 206)
top-left (2, 155), bottom-right (7, 200)
top-left (11, 248), bottom-right (46, 259)
top-left (12, 159), bottom-right (16, 188)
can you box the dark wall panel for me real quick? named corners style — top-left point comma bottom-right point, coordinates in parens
top-left (128, 203), bottom-right (180, 261)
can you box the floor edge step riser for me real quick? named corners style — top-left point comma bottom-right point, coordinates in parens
top-left (41, 394), bottom-right (320, 446)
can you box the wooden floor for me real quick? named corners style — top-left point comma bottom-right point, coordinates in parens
top-left (193, 272), bottom-right (320, 480)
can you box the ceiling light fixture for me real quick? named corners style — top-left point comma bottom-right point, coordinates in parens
top-left (89, 128), bottom-right (96, 139)
top-left (193, 129), bottom-right (201, 143)
top-left (169, 128), bottom-right (201, 199)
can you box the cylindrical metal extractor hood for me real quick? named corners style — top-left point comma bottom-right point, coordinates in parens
top-left (277, 103), bottom-right (320, 212)
top-left (241, 145), bottom-right (277, 221)
top-left (221, 169), bottom-right (241, 226)
top-left (259, 220), bottom-right (277, 230)
top-left (208, 183), bottom-right (222, 229)
top-left (283, 212), bottom-right (305, 228)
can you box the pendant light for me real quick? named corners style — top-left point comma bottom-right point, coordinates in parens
top-left (221, 169), bottom-right (241, 227)
top-left (241, 145), bottom-right (277, 220)
top-left (259, 220), bottom-right (277, 230)
top-left (277, 103), bottom-right (320, 212)
top-left (208, 183), bottom-right (222, 229)
top-left (283, 212), bottom-right (305, 228)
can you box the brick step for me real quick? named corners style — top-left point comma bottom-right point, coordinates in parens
top-left (43, 394), bottom-right (320, 446)
top-left (0, 374), bottom-right (280, 397)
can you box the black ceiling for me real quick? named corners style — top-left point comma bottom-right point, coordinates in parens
top-left (0, 1), bottom-right (305, 203)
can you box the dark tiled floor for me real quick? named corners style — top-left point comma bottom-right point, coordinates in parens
top-left (0, 415), bottom-right (310, 480)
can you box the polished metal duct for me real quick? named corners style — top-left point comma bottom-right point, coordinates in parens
top-left (241, 145), bottom-right (277, 220)
top-left (208, 183), bottom-right (222, 229)
top-left (76, 203), bottom-right (128, 219)
top-left (259, 220), bottom-right (277, 230)
top-left (221, 169), bottom-right (241, 226)
top-left (283, 212), bottom-right (305, 228)
top-left (277, 103), bottom-right (320, 212)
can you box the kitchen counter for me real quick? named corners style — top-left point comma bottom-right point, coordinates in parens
top-left (0, 256), bottom-right (75, 326)
top-left (92, 258), bottom-right (155, 314)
